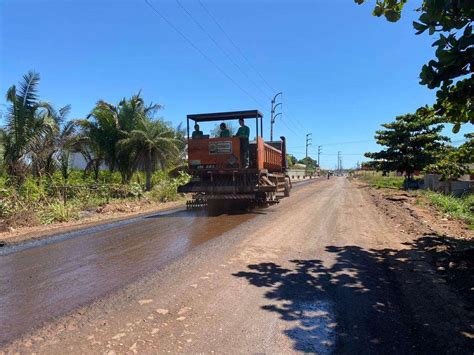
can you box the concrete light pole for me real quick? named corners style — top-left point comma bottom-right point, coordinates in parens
top-left (305, 133), bottom-right (312, 158)
top-left (270, 92), bottom-right (282, 141)
top-left (317, 145), bottom-right (322, 168)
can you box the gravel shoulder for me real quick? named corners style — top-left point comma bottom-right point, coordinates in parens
top-left (1, 177), bottom-right (472, 354)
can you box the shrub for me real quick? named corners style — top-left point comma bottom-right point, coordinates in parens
top-left (39, 201), bottom-right (79, 224)
top-left (19, 176), bottom-right (47, 202)
top-left (422, 191), bottom-right (474, 228)
top-left (149, 171), bottom-right (190, 202)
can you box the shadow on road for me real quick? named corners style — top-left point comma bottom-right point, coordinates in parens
top-left (233, 235), bottom-right (473, 353)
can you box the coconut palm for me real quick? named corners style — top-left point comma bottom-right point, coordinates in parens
top-left (56, 119), bottom-right (79, 181)
top-left (117, 117), bottom-right (181, 191)
top-left (85, 93), bottom-right (163, 183)
top-left (27, 104), bottom-right (76, 180)
top-left (4, 71), bottom-right (53, 184)
top-left (74, 119), bottom-right (105, 181)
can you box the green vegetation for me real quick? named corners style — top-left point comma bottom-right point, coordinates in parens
top-left (0, 169), bottom-right (190, 227)
top-left (354, 0), bottom-right (473, 132)
top-left (0, 72), bottom-right (189, 228)
top-left (365, 107), bottom-right (449, 180)
top-left (296, 156), bottom-right (318, 174)
top-left (356, 171), bottom-right (405, 189)
top-left (421, 191), bottom-right (474, 229)
top-left (355, 171), bottom-right (473, 228)
top-left (287, 154), bottom-right (297, 167)
top-left (425, 133), bottom-right (474, 180)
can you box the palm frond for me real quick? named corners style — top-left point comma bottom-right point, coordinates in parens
top-left (17, 71), bottom-right (40, 108)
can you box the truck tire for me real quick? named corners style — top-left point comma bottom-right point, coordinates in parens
top-left (284, 180), bottom-right (290, 197)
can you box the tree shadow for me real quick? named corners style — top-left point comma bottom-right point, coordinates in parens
top-left (233, 236), bottom-right (473, 353)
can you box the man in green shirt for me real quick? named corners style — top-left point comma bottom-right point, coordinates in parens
top-left (219, 122), bottom-right (230, 137)
top-left (191, 124), bottom-right (203, 139)
top-left (235, 118), bottom-right (250, 168)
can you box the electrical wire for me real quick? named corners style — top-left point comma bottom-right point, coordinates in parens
top-left (174, 0), bottom-right (270, 102)
top-left (197, 0), bottom-right (307, 134)
top-left (318, 139), bottom-right (374, 146)
top-left (144, 0), bottom-right (263, 108)
top-left (197, 0), bottom-right (276, 94)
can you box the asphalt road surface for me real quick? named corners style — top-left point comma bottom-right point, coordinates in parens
top-left (1, 178), bottom-right (472, 353)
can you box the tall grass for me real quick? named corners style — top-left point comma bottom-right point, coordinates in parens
top-left (355, 171), bottom-right (405, 189)
top-left (421, 191), bottom-right (474, 229)
top-left (0, 170), bottom-right (190, 227)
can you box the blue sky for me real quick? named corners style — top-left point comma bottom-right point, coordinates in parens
top-left (0, 0), bottom-right (469, 168)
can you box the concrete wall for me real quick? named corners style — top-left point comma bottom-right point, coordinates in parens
top-left (424, 174), bottom-right (474, 196)
top-left (287, 169), bottom-right (315, 180)
top-left (69, 152), bottom-right (109, 171)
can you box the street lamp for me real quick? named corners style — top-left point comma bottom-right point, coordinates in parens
top-left (270, 92), bottom-right (283, 141)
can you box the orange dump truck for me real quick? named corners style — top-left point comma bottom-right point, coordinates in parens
top-left (178, 110), bottom-right (291, 209)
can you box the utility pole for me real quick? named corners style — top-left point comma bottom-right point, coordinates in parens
top-left (305, 133), bottom-right (312, 158)
top-left (317, 145), bottom-right (322, 168)
top-left (337, 151), bottom-right (341, 173)
top-left (270, 92), bottom-right (282, 141)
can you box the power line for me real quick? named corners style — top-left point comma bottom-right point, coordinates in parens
top-left (279, 94), bottom-right (307, 132)
top-left (197, 0), bottom-right (275, 94)
top-left (279, 118), bottom-right (305, 138)
top-left (288, 140), bottom-right (373, 149)
top-left (175, 0), bottom-right (270, 102)
top-left (145, 0), bottom-right (309, 140)
top-left (319, 139), bottom-right (374, 146)
top-left (196, 0), bottom-right (309, 135)
top-left (181, 0), bottom-right (311, 138)
top-left (144, 0), bottom-right (262, 107)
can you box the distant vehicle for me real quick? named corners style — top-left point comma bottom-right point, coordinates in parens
top-left (178, 110), bottom-right (291, 210)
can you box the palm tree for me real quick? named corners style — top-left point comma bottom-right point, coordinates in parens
top-left (85, 93), bottom-right (163, 183)
top-left (4, 72), bottom-right (52, 184)
top-left (74, 120), bottom-right (105, 181)
top-left (117, 117), bottom-right (181, 191)
top-left (56, 120), bottom-right (79, 181)
top-left (27, 104), bottom-right (76, 180)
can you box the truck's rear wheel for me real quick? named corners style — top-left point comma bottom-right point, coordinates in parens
top-left (284, 180), bottom-right (291, 197)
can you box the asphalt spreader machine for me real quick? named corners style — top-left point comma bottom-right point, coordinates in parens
top-left (177, 110), bottom-right (292, 211)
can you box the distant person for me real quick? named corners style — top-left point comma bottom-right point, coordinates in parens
top-left (192, 124), bottom-right (203, 139)
top-left (327, 171), bottom-right (330, 180)
top-left (235, 118), bottom-right (250, 168)
top-left (219, 122), bottom-right (230, 137)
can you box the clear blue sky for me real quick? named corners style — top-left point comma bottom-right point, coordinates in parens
top-left (0, 0), bottom-right (468, 168)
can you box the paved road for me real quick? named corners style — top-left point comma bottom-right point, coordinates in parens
top-left (1, 178), bottom-right (472, 353)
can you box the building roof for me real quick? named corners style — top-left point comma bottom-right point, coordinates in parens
top-left (187, 110), bottom-right (263, 122)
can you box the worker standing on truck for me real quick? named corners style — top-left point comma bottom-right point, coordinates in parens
top-left (219, 122), bottom-right (230, 137)
top-left (235, 118), bottom-right (250, 168)
top-left (192, 124), bottom-right (203, 139)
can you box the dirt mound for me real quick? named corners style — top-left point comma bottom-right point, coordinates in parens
top-left (4, 209), bottom-right (40, 229)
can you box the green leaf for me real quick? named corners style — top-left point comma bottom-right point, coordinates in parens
top-left (373, 5), bottom-right (384, 17)
top-left (453, 122), bottom-right (461, 133)
top-left (384, 9), bottom-right (401, 22)
top-left (413, 21), bottom-right (428, 34)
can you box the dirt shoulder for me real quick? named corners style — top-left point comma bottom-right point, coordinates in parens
top-left (352, 179), bottom-right (473, 305)
top-left (0, 198), bottom-right (185, 248)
